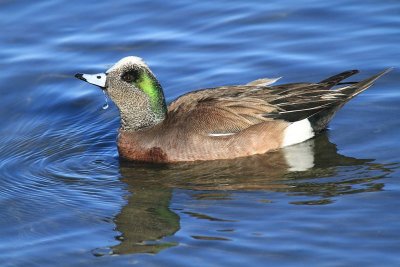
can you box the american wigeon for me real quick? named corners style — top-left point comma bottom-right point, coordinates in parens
top-left (75, 56), bottom-right (390, 163)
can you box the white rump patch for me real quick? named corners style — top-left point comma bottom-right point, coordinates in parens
top-left (283, 140), bottom-right (315, 171)
top-left (282, 118), bottom-right (314, 147)
top-left (106, 56), bottom-right (148, 73)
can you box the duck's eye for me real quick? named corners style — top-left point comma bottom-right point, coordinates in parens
top-left (121, 71), bottom-right (137, 83)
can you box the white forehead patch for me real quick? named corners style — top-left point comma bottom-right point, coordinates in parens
top-left (106, 56), bottom-right (148, 73)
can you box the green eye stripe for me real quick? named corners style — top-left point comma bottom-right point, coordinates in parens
top-left (136, 70), bottom-right (166, 117)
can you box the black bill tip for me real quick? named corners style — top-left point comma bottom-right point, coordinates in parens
top-left (75, 73), bottom-right (86, 81)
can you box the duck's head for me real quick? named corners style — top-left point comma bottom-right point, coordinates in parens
top-left (75, 56), bottom-right (167, 131)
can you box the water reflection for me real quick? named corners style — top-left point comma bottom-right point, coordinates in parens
top-left (111, 133), bottom-right (393, 255)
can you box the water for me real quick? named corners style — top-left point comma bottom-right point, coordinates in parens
top-left (1, 0), bottom-right (399, 266)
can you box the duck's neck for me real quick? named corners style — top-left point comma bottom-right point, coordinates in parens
top-left (120, 70), bottom-right (167, 132)
top-left (119, 106), bottom-right (166, 132)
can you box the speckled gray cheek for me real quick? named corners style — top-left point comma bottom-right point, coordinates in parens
top-left (105, 70), bottom-right (161, 131)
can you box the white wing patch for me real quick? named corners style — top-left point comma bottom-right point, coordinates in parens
top-left (321, 92), bottom-right (346, 100)
top-left (282, 118), bottom-right (314, 147)
top-left (246, 77), bottom-right (282, 86)
top-left (208, 133), bottom-right (236, 137)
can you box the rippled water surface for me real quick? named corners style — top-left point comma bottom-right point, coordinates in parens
top-left (1, 1), bottom-right (400, 266)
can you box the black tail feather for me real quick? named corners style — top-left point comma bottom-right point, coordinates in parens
top-left (319, 70), bottom-right (359, 86)
top-left (309, 68), bottom-right (393, 132)
top-left (265, 68), bottom-right (392, 132)
top-left (338, 68), bottom-right (393, 99)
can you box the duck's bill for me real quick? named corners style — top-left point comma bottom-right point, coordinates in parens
top-left (75, 73), bottom-right (106, 88)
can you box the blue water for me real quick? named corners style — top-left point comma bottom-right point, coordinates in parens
top-left (1, 1), bottom-right (400, 266)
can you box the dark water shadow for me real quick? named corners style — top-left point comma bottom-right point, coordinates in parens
top-left (107, 133), bottom-right (395, 255)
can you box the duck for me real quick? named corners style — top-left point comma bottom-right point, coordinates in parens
top-left (75, 56), bottom-right (391, 163)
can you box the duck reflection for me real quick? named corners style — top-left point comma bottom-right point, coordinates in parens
top-left (110, 133), bottom-right (392, 254)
